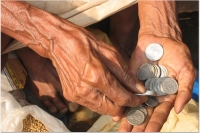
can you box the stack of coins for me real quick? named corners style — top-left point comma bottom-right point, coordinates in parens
top-left (127, 106), bottom-right (147, 126)
top-left (136, 43), bottom-right (179, 96)
top-left (137, 63), bottom-right (168, 80)
top-left (127, 43), bottom-right (179, 126)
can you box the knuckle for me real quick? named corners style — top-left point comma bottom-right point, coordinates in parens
top-left (82, 62), bottom-right (103, 85)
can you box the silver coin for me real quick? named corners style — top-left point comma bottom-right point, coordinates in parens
top-left (139, 106), bottom-right (147, 117)
top-left (159, 65), bottom-right (168, 77)
top-left (135, 90), bottom-right (156, 96)
top-left (137, 64), bottom-right (154, 80)
top-left (130, 106), bottom-right (148, 117)
top-left (149, 78), bottom-right (157, 91)
top-left (145, 43), bottom-right (164, 61)
top-left (160, 77), bottom-right (178, 95)
top-left (127, 109), bottom-right (145, 125)
top-left (145, 96), bottom-right (159, 107)
top-left (137, 67), bottom-right (151, 81)
top-left (145, 78), bottom-right (152, 90)
top-left (148, 64), bottom-right (155, 78)
top-left (152, 65), bottom-right (157, 78)
top-left (154, 77), bottom-right (167, 96)
top-left (154, 65), bottom-right (161, 77)
top-left (152, 77), bottom-right (159, 92)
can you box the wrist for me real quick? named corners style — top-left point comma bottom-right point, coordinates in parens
top-left (138, 0), bottom-right (182, 41)
top-left (1, 1), bottom-right (66, 58)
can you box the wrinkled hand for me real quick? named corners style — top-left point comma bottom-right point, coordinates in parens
top-left (118, 35), bottom-right (196, 131)
top-left (1, 1), bottom-right (147, 117)
top-left (46, 25), bottom-right (148, 117)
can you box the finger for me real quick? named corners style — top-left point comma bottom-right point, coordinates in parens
top-left (131, 106), bottom-right (154, 132)
top-left (112, 116), bottom-right (121, 122)
top-left (41, 97), bottom-right (57, 113)
top-left (118, 109), bottom-right (133, 132)
top-left (157, 94), bottom-right (176, 103)
top-left (144, 101), bottom-right (174, 132)
top-left (174, 66), bottom-right (196, 113)
top-left (56, 65), bottom-right (124, 116)
top-left (129, 47), bottom-right (147, 75)
top-left (97, 43), bottom-right (146, 93)
top-left (68, 102), bottom-right (80, 112)
top-left (73, 84), bottom-right (125, 116)
top-left (51, 97), bottom-right (68, 114)
top-left (82, 58), bottom-right (148, 108)
top-left (166, 64), bottom-right (196, 113)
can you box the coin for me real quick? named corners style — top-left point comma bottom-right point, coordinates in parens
top-left (154, 77), bottom-right (167, 96)
top-left (130, 106), bottom-right (147, 117)
top-left (151, 65), bottom-right (157, 78)
top-left (160, 77), bottom-right (178, 95)
top-left (127, 110), bottom-right (145, 125)
top-left (145, 78), bottom-right (152, 90)
top-left (154, 65), bottom-right (161, 77)
top-left (149, 78), bottom-right (157, 91)
top-left (159, 65), bottom-right (168, 77)
top-left (145, 43), bottom-right (164, 61)
top-left (152, 77), bottom-right (159, 91)
top-left (139, 106), bottom-right (147, 117)
top-left (145, 96), bottom-right (159, 107)
top-left (137, 63), bottom-right (154, 80)
top-left (137, 67), bottom-right (151, 81)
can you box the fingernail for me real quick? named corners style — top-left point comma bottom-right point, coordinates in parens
top-left (135, 83), bottom-right (146, 93)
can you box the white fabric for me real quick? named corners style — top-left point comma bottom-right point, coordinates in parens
top-left (3, 0), bottom-right (138, 54)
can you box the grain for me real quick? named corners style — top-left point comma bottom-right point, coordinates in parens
top-left (22, 114), bottom-right (49, 132)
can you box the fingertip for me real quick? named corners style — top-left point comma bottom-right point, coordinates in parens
top-left (112, 116), bottom-right (121, 122)
top-left (135, 81), bottom-right (146, 93)
top-left (68, 102), bottom-right (80, 112)
top-left (174, 104), bottom-right (185, 114)
top-left (174, 91), bottom-right (191, 114)
top-left (174, 101), bottom-right (184, 114)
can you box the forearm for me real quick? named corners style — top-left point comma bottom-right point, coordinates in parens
top-left (138, 0), bottom-right (182, 41)
top-left (1, 1), bottom-right (71, 58)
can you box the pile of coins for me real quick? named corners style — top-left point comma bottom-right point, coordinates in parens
top-left (135, 43), bottom-right (178, 96)
top-left (22, 114), bottom-right (49, 132)
top-left (127, 106), bottom-right (147, 126)
top-left (126, 97), bottom-right (159, 126)
top-left (126, 43), bottom-right (179, 126)
top-left (137, 63), bottom-right (168, 80)
top-left (137, 63), bottom-right (178, 96)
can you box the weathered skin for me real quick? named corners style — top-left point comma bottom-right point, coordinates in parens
top-left (115, 1), bottom-right (196, 131)
top-left (1, 1), bottom-right (147, 117)
top-left (16, 47), bottom-right (79, 114)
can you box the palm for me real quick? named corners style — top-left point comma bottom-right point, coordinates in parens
top-left (125, 35), bottom-right (196, 131)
